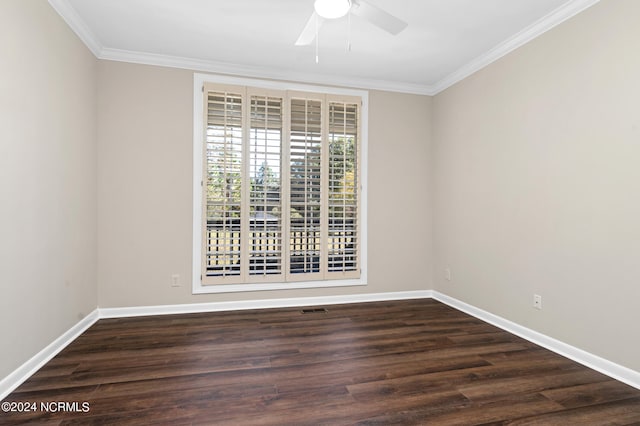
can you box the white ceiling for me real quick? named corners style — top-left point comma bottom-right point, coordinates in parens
top-left (50, 0), bottom-right (599, 94)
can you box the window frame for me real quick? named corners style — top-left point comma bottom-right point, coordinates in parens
top-left (193, 73), bottom-right (368, 294)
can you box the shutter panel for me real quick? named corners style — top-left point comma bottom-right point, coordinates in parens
top-left (328, 101), bottom-right (359, 277)
top-left (200, 84), bottom-right (361, 287)
top-left (289, 98), bottom-right (323, 278)
top-left (248, 94), bottom-right (284, 280)
top-left (203, 89), bottom-right (244, 282)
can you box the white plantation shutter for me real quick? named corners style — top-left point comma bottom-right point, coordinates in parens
top-left (327, 101), bottom-right (359, 277)
top-left (248, 93), bottom-right (284, 281)
top-left (289, 97), bottom-right (323, 280)
top-left (202, 87), bottom-right (244, 282)
top-left (200, 84), bottom-right (360, 286)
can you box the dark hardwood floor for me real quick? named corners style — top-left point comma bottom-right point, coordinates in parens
top-left (2, 299), bottom-right (640, 425)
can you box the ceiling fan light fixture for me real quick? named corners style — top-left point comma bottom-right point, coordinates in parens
top-left (314, 0), bottom-right (351, 19)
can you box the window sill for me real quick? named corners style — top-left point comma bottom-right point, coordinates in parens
top-left (192, 278), bottom-right (367, 294)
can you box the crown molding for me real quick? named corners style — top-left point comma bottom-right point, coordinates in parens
top-left (99, 48), bottom-right (436, 95)
top-left (46, 0), bottom-right (435, 95)
top-left (49, 0), bottom-right (599, 96)
top-left (47, 0), bottom-right (102, 57)
top-left (431, 0), bottom-right (601, 94)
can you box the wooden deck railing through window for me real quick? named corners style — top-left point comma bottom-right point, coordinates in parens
top-left (205, 217), bottom-right (356, 277)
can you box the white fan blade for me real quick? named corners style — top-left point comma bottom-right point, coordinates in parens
top-left (351, 0), bottom-right (407, 35)
top-left (295, 12), bottom-right (325, 46)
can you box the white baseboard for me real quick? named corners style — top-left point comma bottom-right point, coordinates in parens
top-left (99, 290), bottom-right (434, 318)
top-left (1, 291), bottom-right (429, 401)
top-left (3, 289), bottom-right (639, 402)
top-left (432, 291), bottom-right (640, 391)
top-left (0, 309), bottom-right (100, 401)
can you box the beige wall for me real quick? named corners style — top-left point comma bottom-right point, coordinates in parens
top-left (96, 60), bottom-right (433, 307)
top-left (7, 0), bottom-right (637, 389)
top-left (0, 1), bottom-right (97, 379)
top-left (433, 0), bottom-right (640, 372)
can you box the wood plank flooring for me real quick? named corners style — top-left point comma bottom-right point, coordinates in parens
top-left (2, 299), bottom-right (640, 425)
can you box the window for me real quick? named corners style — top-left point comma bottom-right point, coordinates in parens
top-left (193, 75), bottom-right (367, 293)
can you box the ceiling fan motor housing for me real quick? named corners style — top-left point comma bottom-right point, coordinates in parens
top-left (314, 0), bottom-right (352, 19)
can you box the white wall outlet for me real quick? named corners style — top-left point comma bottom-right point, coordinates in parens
top-left (445, 268), bottom-right (451, 281)
top-left (533, 294), bottom-right (542, 310)
top-left (171, 274), bottom-right (181, 287)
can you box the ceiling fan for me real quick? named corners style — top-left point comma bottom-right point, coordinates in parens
top-left (295, 0), bottom-right (408, 46)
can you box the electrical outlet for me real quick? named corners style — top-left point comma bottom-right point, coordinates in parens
top-left (533, 294), bottom-right (542, 310)
top-left (445, 268), bottom-right (451, 281)
top-left (171, 274), bottom-right (181, 287)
